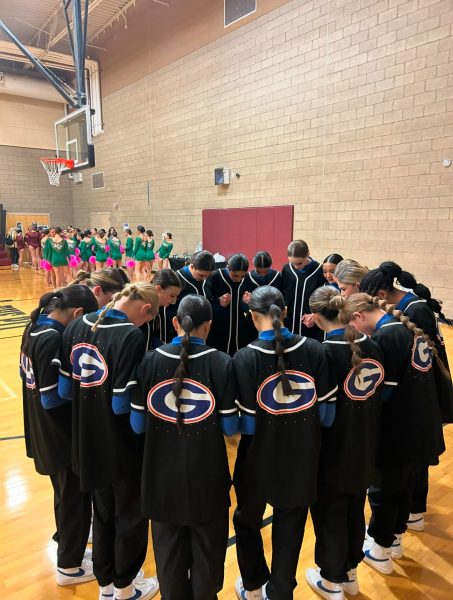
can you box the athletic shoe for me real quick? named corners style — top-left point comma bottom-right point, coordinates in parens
top-left (99, 583), bottom-right (114, 599)
top-left (391, 533), bottom-right (404, 559)
top-left (235, 576), bottom-right (263, 599)
top-left (56, 558), bottom-right (96, 586)
top-left (99, 572), bottom-right (145, 600)
top-left (407, 513), bottom-right (424, 531)
top-left (114, 577), bottom-right (159, 600)
top-left (342, 568), bottom-right (359, 595)
top-left (363, 539), bottom-right (393, 575)
top-left (306, 568), bottom-right (344, 599)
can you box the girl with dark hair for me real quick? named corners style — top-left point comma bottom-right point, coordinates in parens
top-left (90, 229), bottom-right (109, 271)
top-left (208, 253), bottom-right (250, 354)
top-left (281, 239), bottom-right (326, 341)
top-left (20, 285), bottom-right (98, 586)
top-left (49, 227), bottom-right (70, 287)
top-left (57, 283), bottom-right (160, 600)
top-left (140, 269), bottom-right (182, 350)
top-left (124, 228), bottom-right (135, 277)
top-left (156, 232), bottom-right (173, 270)
top-left (108, 230), bottom-right (123, 268)
top-left (359, 261), bottom-right (453, 531)
top-left (343, 293), bottom-right (445, 576)
top-left (108, 227), bottom-right (118, 238)
top-left (79, 229), bottom-right (94, 272)
top-left (176, 250), bottom-right (215, 301)
top-left (133, 225), bottom-right (148, 281)
top-left (322, 254), bottom-right (344, 289)
top-left (233, 286), bottom-right (337, 600)
top-left (25, 224), bottom-right (41, 270)
top-left (144, 229), bottom-right (155, 277)
top-left (131, 294), bottom-right (238, 600)
top-left (242, 251), bottom-right (283, 346)
top-left (41, 228), bottom-right (56, 287)
top-left (305, 286), bottom-right (384, 598)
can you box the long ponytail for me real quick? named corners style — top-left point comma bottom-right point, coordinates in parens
top-left (249, 286), bottom-right (293, 395)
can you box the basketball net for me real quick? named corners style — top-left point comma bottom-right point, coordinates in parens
top-left (40, 157), bottom-right (74, 186)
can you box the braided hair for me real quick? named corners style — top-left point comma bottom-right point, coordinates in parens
top-left (342, 293), bottom-right (450, 380)
top-left (172, 295), bottom-right (213, 432)
top-left (249, 286), bottom-right (293, 395)
top-left (309, 286), bottom-right (363, 372)
top-left (21, 286), bottom-right (98, 355)
top-left (91, 282), bottom-right (159, 331)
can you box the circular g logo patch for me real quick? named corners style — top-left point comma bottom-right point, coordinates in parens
top-left (344, 359), bottom-right (384, 401)
top-left (71, 343), bottom-right (108, 387)
top-left (147, 378), bottom-right (215, 424)
top-left (411, 336), bottom-right (432, 372)
top-left (257, 370), bottom-right (317, 415)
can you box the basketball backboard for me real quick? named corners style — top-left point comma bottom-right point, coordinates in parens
top-left (55, 105), bottom-right (95, 173)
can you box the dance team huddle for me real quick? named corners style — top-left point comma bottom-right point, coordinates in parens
top-left (20, 234), bottom-right (452, 600)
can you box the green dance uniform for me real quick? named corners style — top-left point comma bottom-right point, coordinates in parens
top-left (157, 240), bottom-right (173, 259)
top-left (49, 239), bottom-right (70, 267)
top-left (133, 236), bottom-right (147, 261)
top-left (42, 237), bottom-right (52, 262)
top-left (145, 239), bottom-right (155, 261)
top-left (125, 237), bottom-right (134, 258)
top-left (109, 238), bottom-right (122, 261)
top-left (79, 240), bottom-right (91, 262)
top-left (67, 238), bottom-right (77, 255)
top-left (91, 237), bottom-right (109, 262)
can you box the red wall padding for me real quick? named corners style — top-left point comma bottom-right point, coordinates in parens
top-left (202, 205), bottom-right (294, 270)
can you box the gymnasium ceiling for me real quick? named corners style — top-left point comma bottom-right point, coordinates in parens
top-left (0, 0), bottom-right (156, 59)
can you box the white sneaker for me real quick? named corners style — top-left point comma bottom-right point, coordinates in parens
top-left (363, 539), bottom-right (393, 575)
top-left (56, 558), bottom-right (96, 586)
top-left (407, 513), bottom-right (424, 531)
top-left (114, 577), bottom-right (159, 600)
top-left (99, 572), bottom-right (144, 600)
top-left (235, 576), bottom-right (263, 599)
top-left (99, 583), bottom-right (114, 599)
top-left (342, 568), bottom-right (359, 595)
top-left (306, 568), bottom-right (344, 599)
top-left (391, 533), bottom-right (404, 559)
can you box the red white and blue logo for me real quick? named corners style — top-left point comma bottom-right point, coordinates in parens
top-left (70, 343), bottom-right (108, 387)
top-left (411, 336), bottom-right (432, 372)
top-left (147, 378), bottom-right (215, 424)
top-left (257, 370), bottom-right (317, 415)
top-left (20, 352), bottom-right (36, 390)
top-left (344, 359), bottom-right (384, 401)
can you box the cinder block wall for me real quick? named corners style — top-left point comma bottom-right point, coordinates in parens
top-left (0, 146), bottom-right (73, 226)
top-left (72, 0), bottom-right (453, 313)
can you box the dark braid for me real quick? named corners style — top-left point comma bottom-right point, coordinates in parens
top-left (249, 286), bottom-right (293, 396)
top-left (269, 303), bottom-right (293, 395)
top-left (172, 315), bottom-right (192, 433)
top-left (171, 295), bottom-right (213, 432)
top-left (21, 292), bottom-right (65, 355)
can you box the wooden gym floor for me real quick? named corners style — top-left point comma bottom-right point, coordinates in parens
top-left (0, 268), bottom-right (452, 599)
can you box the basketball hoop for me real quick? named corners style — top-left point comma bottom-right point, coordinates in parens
top-left (40, 157), bottom-right (75, 186)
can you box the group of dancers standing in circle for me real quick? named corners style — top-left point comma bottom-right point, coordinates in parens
top-left (20, 237), bottom-right (452, 600)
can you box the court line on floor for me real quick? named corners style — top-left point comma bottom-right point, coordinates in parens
top-left (0, 377), bottom-right (17, 401)
top-left (227, 515), bottom-right (273, 548)
top-left (0, 434), bottom-right (25, 441)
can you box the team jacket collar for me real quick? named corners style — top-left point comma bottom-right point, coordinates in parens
top-left (290, 258), bottom-right (319, 275)
top-left (171, 336), bottom-right (206, 346)
top-left (258, 327), bottom-right (292, 341)
top-left (396, 292), bottom-right (418, 311)
top-left (325, 327), bottom-right (345, 338)
top-left (375, 313), bottom-right (394, 330)
top-left (95, 308), bottom-right (129, 321)
top-left (36, 315), bottom-right (65, 332)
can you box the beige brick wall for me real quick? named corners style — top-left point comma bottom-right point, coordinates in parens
top-left (72, 0), bottom-right (453, 314)
top-left (0, 145), bottom-right (73, 226)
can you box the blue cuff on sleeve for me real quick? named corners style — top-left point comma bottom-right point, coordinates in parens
top-left (319, 402), bottom-right (336, 427)
top-left (112, 391), bottom-right (131, 415)
top-left (130, 410), bottom-right (146, 434)
top-left (41, 389), bottom-right (70, 409)
top-left (221, 414), bottom-right (239, 436)
top-left (58, 374), bottom-right (72, 401)
top-left (239, 413), bottom-right (256, 435)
